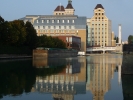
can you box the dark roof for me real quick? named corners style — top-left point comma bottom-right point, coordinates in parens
top-left (95, 4), bottom-right (104, 9)
top-left (66, 3), bottom-right (74, 9)
top-left (54, 6), bottom-right (65, 11)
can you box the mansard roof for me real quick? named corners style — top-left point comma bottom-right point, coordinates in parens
top-left (54, 5), bottom-right (65, 11)
top-left (95, 4), bottom-right (104, 9)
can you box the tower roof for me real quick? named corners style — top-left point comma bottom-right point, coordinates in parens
top-left (66, 0), bottom-right (74, 9)
top-left (54, 5), bottom-right (65, 11)
top-left (95, 4), bottom-right (104, 9)
top-left (66, 3), bottom-right (74, 9)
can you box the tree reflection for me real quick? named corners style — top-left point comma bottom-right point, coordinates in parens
top-left (0, 59), bottom-right (66, 99)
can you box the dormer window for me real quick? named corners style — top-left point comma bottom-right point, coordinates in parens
top-left (37, 20), bottom-right (38, 23)
top-left (42, 20), bottom-right (44, 23)
top-left (47, 20), bottom-right (49, 23)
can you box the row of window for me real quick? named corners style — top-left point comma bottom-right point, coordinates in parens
top-left (34, 25), bottom-right (75, 29)
top-left (95, 13), bottom-right (104, 15)
top-left (37, 30), bottom-right (76, 33)
top-left (38, 33), bottom-right (77, 36)
top-left (36, 19), bottom-right (75, 23)
top-left (92, 24), bottom-right (107, 26)
top-left (95, 17), bottom-right (104, 19)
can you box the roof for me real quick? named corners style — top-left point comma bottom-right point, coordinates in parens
top-left (95, 4), bottom-right (104, 9)
top-left (54, 5), bottom-right (65, 11)
top-left (66, 3), bottom-right (74, 9)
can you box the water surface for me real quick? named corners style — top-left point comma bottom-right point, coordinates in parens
top-left (0, 55), bottom-right (126, 100)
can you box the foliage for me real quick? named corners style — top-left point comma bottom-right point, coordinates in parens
top-left (0, 16), bottom-right (66, 54)
top-left (114, 36), bottom-right (119, 43)
top-left (37, 36), bottom-right (66, 48)
top-left (128, 35), bottom-right (133, 44)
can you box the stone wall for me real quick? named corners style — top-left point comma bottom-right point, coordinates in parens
top-left (33, 49), bottom-right (78, 59)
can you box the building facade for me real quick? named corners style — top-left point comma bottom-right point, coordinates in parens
top-left (19, 0), bottom-right (86, 52)
top-left (55, 36), bottom-right (81, 50)
top-left (87, 4), bottom-right (116, 48)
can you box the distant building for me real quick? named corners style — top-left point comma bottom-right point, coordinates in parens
top-left (19, 0), bottom-right (86, 51)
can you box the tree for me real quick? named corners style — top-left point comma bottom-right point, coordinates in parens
top-left (25, 21), bottom-right (37, 49)
top-left (128, 35), bottom-right (133, 44)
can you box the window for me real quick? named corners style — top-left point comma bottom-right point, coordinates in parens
top-left (37, 20), bottom-right (38, 23)
top-left (42, 20), bottom-right (44, 23)
top-left (67, 20), bottom-right (69, 23)
top-left (102, 13), bottom-right (104, 15)
top-left (99, 13), bottom-right (100, 15)
top-left (52, 20), bottom-right (54, 23)
top-left (38, 26), bottom-right (40, 29)
top-left (43, 26), bottom-right (45, 29)
top-left (62, 20), bottom-right (64, 23)
top-left (95, 13), bottom-right (97, 15)
top-left (72, 20), bottom-right (74, 23)
top-left (57, 20), bottom-right (60, 23)
top-left (47, 20), bottom-right (49, 23)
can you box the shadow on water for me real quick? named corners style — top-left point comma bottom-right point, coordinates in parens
top-left (122, 75), bottom-right (133, 100)
top-left (122, 54), bottom-right (133, 100)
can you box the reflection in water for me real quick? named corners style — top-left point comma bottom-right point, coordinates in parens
top-left (32, 57), bottom-right (86, 100)
top-left (86, 55), bottom-right (122, 100)
top-left (0, 55), bottom-right (124, 100)
top-left (122, 75), bottom-right (133, 100)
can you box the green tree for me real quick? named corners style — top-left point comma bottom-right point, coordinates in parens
top-left (128, 35), bottom-right (133, 44)
top-left (10, 20), bottom-right (27, 46)
top-left (25, 21), bottom-right (37, 49)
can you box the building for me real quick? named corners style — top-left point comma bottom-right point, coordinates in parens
top-left (55, 36), bottom-right (81, 50)
top-left (86, 4), bottom-right (116, 53)
top-left (53, 0), bottom-right (75, 15)
top-left (19, 0), bottom-right (86, 52)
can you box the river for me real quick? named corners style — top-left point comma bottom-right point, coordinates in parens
top-left (0, 55), bottom-right (129, 100)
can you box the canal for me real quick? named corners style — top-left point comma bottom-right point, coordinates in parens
top-left (0, 55), bottom-right (130, 100)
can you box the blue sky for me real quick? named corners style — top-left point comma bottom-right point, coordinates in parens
top-left (0, 0), bottom-right (132, 41)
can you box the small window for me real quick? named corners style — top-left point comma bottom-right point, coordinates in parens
top-left (67, 20), bottom-right (69, 23)
top-left (62, 20), bottom-right (64, 23)
top-left (47, 20), bottom-right (49, 23)
top-left (57, 20), bottom-right (60, 23)
top-left (42, 20), bottom-right (44, 23)
top-left (72, 20), bottom-right (74, 23)
top-left (52, 20), bottom-right (54, 23)
top-left (99, 13), bottom-right (100, 15)
top-left (37, 20), bottom-right (38, 23)
top-left (95, 13), bottom-right (97, 15)
top-left (102, 13), bottom-right (104, 15)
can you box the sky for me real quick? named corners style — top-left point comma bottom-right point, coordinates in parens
top-left (0, 0), bottom-right (133, 41)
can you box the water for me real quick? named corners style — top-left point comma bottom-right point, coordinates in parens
top-left (0, 55), bottom-right (127, 100)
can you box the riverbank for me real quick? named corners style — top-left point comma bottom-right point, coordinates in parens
top-left (86, 53), bottom-right (123, 56)
top-left (0, 55), bottom-right (32, 59)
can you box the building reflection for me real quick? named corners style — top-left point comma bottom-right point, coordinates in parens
top-left (86, 55), bottom-right (122, 100)
top-left (32, 57), bottom-right (86, 100)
